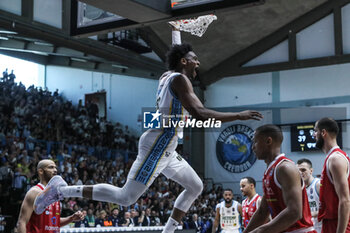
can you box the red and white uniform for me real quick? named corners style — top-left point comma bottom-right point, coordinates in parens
top-left (26, 184), bottom-right (61, 233)
top-left (263, 154), bottom-right (315, 233)
top-left (242, 194), bottom-right (260, 228)
top-left (318, 146), bottom-right (350, 233)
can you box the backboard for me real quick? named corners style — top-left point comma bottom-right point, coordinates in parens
top-left (71, 0), bottom-right (263, 37)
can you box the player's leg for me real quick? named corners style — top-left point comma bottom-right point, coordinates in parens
top-left (34, 131), bottom-right (172, 214)
top-left (34, 166), bottom-right (148, 214)
top-left (81, 150), bottom-right (150, 204)
top-left (81, 140), bottom-right (173, 207)
top-left (161, 151), bottom-right (203, 233)
top-left (80, 178), bottom-right (147, 205)
top-left (34, 146), bottom-right (151, 214)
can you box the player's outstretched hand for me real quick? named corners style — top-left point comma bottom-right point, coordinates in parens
top-left (72, 211), bottom-right (84, 222)
top-left (238, 110), bottom-right (263, 121)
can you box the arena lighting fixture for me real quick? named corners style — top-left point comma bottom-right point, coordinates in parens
top-left (0, 30), bottom-right (17, 34)
top-left (33, 41), bottom-right (54, 46)
top-left (0, 36), bottom-right (9, 40)
top-left (112, 64), bottom-right (129, 69)
top-left (70, 57), bottom-right (87, 62)
top-left (31, 51), bottom-right (49, 56)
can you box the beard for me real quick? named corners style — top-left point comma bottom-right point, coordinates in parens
top-left (316, 136), bottom-right (324, 149)
top-left (42, 170), bottom-right (55, 183)
top-left (225, 199), bottom-right (232, 204)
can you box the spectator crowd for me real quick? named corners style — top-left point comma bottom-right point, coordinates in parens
top-left (0, 69), bottom-right (137, 151)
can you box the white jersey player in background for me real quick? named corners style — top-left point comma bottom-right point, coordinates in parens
top-left (33, 25), bottom-right (263, 233)
top-left (297, 158), bottom-right (321, 233)
top-left (213, 188), bottom-right (242, 233)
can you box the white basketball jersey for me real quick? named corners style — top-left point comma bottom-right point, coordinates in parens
top-left (156, 72), bottom-right (189, 139)
top-left (217, 201), bottom-right (242, 233)
top-left (306, 177), bottom-right (322, 233)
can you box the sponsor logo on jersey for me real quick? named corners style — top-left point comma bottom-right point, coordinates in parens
top-left (45, 226), bottom-right (59, 231)
top-left (51, 216), bottom-right (57, 225)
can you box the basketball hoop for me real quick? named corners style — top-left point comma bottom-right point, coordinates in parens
top-left (168, 14), bottom-right (217, 37)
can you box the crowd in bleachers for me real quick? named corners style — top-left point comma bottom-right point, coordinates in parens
top-left (0, 71), bottom-right (237, 232)
top-left (0, 69), bottom-right (137, 151)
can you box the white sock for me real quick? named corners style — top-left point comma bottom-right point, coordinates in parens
top-left (59, 186), bottom-right (83, 198)
top-left (162, 217), bottom-right (178, 233)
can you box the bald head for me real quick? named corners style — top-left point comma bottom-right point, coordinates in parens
top-left (37, 159), bottom-right (55, 171)
top-left (36, 159), bottom-right (57, 184)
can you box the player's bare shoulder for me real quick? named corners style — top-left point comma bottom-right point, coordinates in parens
top-left (328, 151), bottom-right (349, 170)
top-left (159, 71), bottom-right (172, 80)
top-left (277, 160), bottom-right (300, 180)
top-left (278, 159), bottom-right (296, 170)
top-left (171, 73), bottom-right (192, 88)
top-left (330, 151), bottom-right (348, 160)
top-left (25, 186), bottom-right (42, 204)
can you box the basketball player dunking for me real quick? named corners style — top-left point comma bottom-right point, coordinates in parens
top-left (33, 26), bottom-right (263, 233)
top-left (16, 160), bottom-right (83, 233)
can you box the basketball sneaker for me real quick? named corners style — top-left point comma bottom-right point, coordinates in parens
top-left (34, 175), bottom-right (67, 214)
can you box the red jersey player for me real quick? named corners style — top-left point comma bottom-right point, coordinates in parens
top-left (16, 159), bottom-right (83, 233)
top-left (313, 118), bottom-right (350, 233)
top-left (244, 124), bottom-right (316, 233)
top-left (240, 177), bottom-right (261, 228)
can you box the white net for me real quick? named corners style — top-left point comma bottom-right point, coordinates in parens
top-left (169, 14), bottom-right (217, 37)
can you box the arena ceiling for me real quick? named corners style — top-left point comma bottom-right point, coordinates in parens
top-left (0, 0), bottom-right (345, 86)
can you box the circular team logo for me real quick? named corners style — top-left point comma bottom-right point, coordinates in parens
top-left (216, 124), bottom-right (256, 173)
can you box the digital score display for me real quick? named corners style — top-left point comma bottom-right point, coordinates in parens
top-left (291, 124), bottom-right (317, 152)
top-left (290, 123), bottom-right (342, 152)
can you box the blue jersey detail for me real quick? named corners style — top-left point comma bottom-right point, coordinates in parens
top-left (135, 99), bottom-right (182, 184)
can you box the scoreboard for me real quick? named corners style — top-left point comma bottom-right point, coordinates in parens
top-left (290, 122), bottom-right (342, 152)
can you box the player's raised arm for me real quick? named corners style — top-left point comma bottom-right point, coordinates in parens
top-left (171, 74), bottom-right (262, 122)
top-left (169, 22), bottom-right (182, 45)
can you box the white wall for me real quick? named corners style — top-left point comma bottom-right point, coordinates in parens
top-left (205, 63), bottom-right (350, 194)
top-left (280, 63), bottom-right (350, 101)
top-left (0, 0), bottom-right (21, 15)
top-left (45, 66), bottom-right (158, 134)
top-left (33, 0), bottom-right (62, 28)
top-left (205, 72), bottom-right (272, 108)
